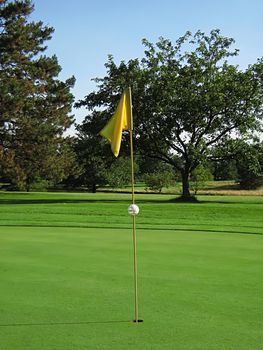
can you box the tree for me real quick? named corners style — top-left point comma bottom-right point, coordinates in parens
top-left (0, 0), bottom-right (76, 190)
top-left (75, 57), bottom-right (142, 188)
top-left (72, 131), bottom-right (135, 192)
top-left (212, 139), bottom-right (263, 189)
top-left (144, 171), bottom-right (174, 193)
top-left (72, 114), bottom-right (115, 192)
top-left (212, 159), bottom-right (238, 181)
top-left (142, 161), bottom-right (175, 193)
top-left (190, 164), bottom-right (213, 195)
top-left (235, 142), bottom-right (263, 189)
top-left (105, 157), bottom-right (133, 188)
top-left (77, 30), bottom-right (263, 199)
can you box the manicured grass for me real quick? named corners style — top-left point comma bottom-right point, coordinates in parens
top-left (0, 192), bottom-right (262, 349)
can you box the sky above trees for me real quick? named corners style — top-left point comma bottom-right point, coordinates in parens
top-left (30, 0), bottom-right (263, 132)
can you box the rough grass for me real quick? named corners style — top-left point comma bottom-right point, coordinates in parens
top-left (0, 192), bottom-right (262, 350)
top-left (100, 180), bottom-right (263, 196)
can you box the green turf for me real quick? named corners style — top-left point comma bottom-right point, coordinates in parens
top-left (0, 192), bottom-right (262, 349)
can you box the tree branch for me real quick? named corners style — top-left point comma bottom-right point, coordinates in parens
top-left (205, 125), bottom-right (236, 148)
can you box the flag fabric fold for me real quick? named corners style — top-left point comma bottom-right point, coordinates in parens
top-left (100, 88), bottom-right (132, 157)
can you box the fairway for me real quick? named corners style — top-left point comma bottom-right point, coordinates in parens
top-left (0, 192), bottom-right (262, 350)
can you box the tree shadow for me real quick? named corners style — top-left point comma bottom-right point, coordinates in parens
top-left (0, 192), bottom-right (262, 206)
top-left (0, 195), bottom-right (171, 205)
top-left (169, 196), bottom-right (200, 203)
top-left (0, 198), bottom-right (120, 205)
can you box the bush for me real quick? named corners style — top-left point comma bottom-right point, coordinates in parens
top-left (236, 145), bottom-right (263, 189)
top-left (239, 175), bottom-right (263, 190)
top-left (30, 178), bottom-right (51, 192)
top-left (144, 171), bottom-right (175, 193)
top-left (105, 157), bottom-right (135, 188)
top-left (190, 165), bottom-right (213, 195)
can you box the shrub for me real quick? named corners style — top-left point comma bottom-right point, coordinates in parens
top-left (144, 171), bottom-right (174, 193)
top-left (190, 165), bottom-right (213, 195)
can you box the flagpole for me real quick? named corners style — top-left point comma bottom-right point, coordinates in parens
top-left (100, 87), bottom-right (142, 323)
top-left (128, 87), bottom-right (140, 324)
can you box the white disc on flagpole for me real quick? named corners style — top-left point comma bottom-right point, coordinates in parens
top-left (128, 204), bottom-right (139, 216)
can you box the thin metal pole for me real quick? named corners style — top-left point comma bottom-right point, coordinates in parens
top-left (130, 129), bottom-right (135, 205)
top-left (132, 214), bottom-right (139, 323)
top-left (128, 87), bottom-right (139, 323)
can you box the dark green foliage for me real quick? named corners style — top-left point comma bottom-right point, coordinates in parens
top-left (212, 159), bottom-right (238, 181)
top-left (236, 143), bottom-right (263, 189)
top-left (190, 164), bottom-right (213, 194)
top-left (105, 157), bottom-right (133, 188)
top-left (144, 171), bottom-right (174, 193)
top-left (0, 0), bottom-right (76, 191)
top-left (143, 163), bottom-right (175, 192)
top-left (212, 139), bottom-right (263, 189)
top-left (76, 29), bottom-right (263, 199)
top-left (72, 121), bottom-right (113, 192)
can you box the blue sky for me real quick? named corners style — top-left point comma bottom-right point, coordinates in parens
top-left (31, 0), bottom-right (263, 132)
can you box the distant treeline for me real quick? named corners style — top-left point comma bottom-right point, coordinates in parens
top-left (1, 1), bottom-right (263, 196)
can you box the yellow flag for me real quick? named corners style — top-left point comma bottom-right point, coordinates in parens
top-left (100, 88), bottom-right (133, 157)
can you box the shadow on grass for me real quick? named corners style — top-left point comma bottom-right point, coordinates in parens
top-left (0, 196), bottom-right (179, 205)
top-left (169, 196), bottom-right (200, 203)
top-left (0, 320), bottom-right (133, 328)
top-left (0, 223), bottom-right (262, 236)
top-left (0, 193), bottom-right (263, 206)
top-left (0, 191), bottom-right (164, 205)
top-left (0, 198), bottom-right (125, 205)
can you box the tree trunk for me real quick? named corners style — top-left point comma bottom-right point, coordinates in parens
top-left (92, 183), bottom-right (97, 193)
top-left (25, 180), bottom-right (30, 192)
top-left (181, 169), bottom-right (191, 199)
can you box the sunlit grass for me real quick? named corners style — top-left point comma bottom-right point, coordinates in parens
top-left (100, 180), bottom-right (263, 196)
top-left (0, 192), bottom-right (262, 349)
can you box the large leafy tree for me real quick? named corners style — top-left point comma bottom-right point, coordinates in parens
top-left (0, 0), bottom-right (76, 190)
top-left (77, 30), bottom-right (263, 199)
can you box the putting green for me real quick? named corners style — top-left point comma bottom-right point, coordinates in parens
top-left (0, 192), bottom-right (262, 349)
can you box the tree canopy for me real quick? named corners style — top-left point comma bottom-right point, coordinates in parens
top-left (0, 0), bottom-right (76, 190)
top-left (77, 29), bottom-right (263, 198)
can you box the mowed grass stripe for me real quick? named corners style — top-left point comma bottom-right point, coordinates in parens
top-left (0, 192), bottom-right (263, 234)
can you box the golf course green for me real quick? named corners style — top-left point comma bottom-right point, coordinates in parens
top-left (0, 192), bottom-right (262, 349)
